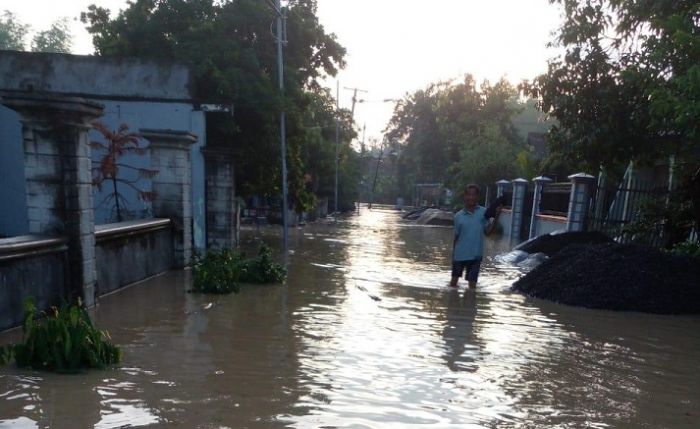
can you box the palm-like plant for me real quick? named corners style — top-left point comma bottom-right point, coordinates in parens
top-left (91, 122), bottom-right (158, 222)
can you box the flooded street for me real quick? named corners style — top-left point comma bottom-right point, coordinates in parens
top-left (2, 207), bottom-right (700, 428)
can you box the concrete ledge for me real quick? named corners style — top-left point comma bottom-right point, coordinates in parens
top-left (95, 218), bottom-right (171, 242)
top-left (0, 235), bottom-right (68, 262)
top-left (0, 235), bottom-right (68, 330)
top-left (95, 219), bottom-right (174, 295)
top-left (535, 214), bottom-right (567, 223)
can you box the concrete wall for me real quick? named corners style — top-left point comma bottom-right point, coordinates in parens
top-left (498, 210), bottom-right (513, 237)
top-left (0, 220), bottom-right (176, 330)
top-left (0, 107), bottom-right (25, 236)
top-left (0, 51), bottom-right (192, 100)
top-left (0, 237), bottom-right (68, 331)
top-left (534, 214), bottom-right (567, 236)
top-left (0, 50), bottom-right (206, 250)
top-left (95, 219), bottom-right (174, 296)
top-left (0, 95), bottom-right (206, 248)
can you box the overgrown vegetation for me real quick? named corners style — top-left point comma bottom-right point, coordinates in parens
top-left (0, 299), bottom-right (121, 373)
top-left (239, 244), bottom-right (287, 284)
top-left (671, 240), bottom-right (700, 258)
top-left (192, 244), bottom-right (287, 294)
top-left (381, 76), bottom-right (549, 202)
top-left (192, 248), bottom-right (244, 294)
top-left (621, 196), bottom-right (695, 248)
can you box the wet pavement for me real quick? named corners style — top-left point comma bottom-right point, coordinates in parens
top-left (1, 207), bottom-right (700, 428)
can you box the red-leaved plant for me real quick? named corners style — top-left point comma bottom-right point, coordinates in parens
top-left (91, 122), bottom-right (158, 222)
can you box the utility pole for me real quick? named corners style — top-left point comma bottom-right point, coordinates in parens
top-left (334, 81), bottom-right (340, 222)
top-left (369, 138), bottom-right (386, 210)
top-left (334, 85), bottom-right (368, 219)
top-left (357, 124), bottom-right (366, 212)
top-left (274, 0), bottom-right (289, 260)
top-left (343, 86), bottom-right (368, 123)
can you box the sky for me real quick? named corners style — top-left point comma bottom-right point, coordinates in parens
top-left (2, 0), bottom-right (563, 145)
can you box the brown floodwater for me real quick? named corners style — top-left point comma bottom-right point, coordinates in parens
top-left (2, 207), bottom-right (700, 428)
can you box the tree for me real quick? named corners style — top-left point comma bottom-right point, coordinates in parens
top-left (0, 10), bottom-right (29, 50)
top-left (384, 75), bottom-right (527, 202)
top-left (522, 0), bottom-right (700, 177)
top-left (91, 122), bottom-right (158, 222)
top-left (81, 0), bottom-right (359, 211)
top-left (31, 18), bottom-right (73, 53)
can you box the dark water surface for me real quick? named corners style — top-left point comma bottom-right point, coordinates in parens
top-left (2, 207), bottom-right (699, 428)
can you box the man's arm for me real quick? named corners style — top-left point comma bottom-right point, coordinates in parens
top-left (484, 206), bottom-right (502, 236)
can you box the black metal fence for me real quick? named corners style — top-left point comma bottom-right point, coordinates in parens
top-left (588, 178), bottom-right (673, 246)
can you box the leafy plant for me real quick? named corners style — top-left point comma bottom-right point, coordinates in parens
top-left (671, 240), bottom-right (700, 258)
top-left (0, 298), bottom-right (121, 373)
top-left (91, 122), bottom-right (158, 222)
top-left (191, 244), bottom-right (287, 294)
top-left (621, 195), bottom-right (695, 248)
top-left (239, 244), bottom-right (287, 284)
top-left (192, 248), bottom-right (244, 294)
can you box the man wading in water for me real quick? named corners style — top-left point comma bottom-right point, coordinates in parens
top-left (450, 184), bottom-right (501, 288)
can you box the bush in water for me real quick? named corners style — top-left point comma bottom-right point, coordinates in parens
top-left (192, 248), bottom-right (244, 294)
top-left (0, 298), bottom-right (121, 373)
top-left (239, 244), bottom-right (287, 284)
top-left (191, 244), bottom-right (287, 294)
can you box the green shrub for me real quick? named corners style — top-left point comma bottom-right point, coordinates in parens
top-left (240, 244), bottom-right (287, 284)
top-left (671, 239), bottom-right (700, 258)
top-left (192, 248), bottom-right (244, 294)
top-left (0, 298), bottom-right (121, 373)
top-left (191, 244), bottom-right (287, 294)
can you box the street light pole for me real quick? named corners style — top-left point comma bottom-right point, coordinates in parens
top-left (275, 0), bottom-right (289, 260)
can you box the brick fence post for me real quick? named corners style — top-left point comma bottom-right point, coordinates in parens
top-left (141, 129), bottom-right (197, 267)
top-left (201, 147), bottom-right (236, 249)
top-left (566, 172), bottom-right (596, 232)
top-left (510, 178), bottom-right (529, 241)
top-left (529, 176), bottom-right (553, 239)
top-left (1, 91), bottom-right (103, 305)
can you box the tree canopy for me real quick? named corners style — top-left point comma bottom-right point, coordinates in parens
top-left (0, 11), bottom-right (30, 50)
top-left (31, 18), bottom-right (72, 53)
top-left (82, 0), bottom-right (359, 211)
top-left (522, 0), bottom-right (700, 176)
top-left (0, 11), bottom-right (72, 53)
top-left (383, 75), bottom-right (537, 203)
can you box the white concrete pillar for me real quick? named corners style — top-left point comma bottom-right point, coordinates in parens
top-left (529, 176), bottom-right (553, 239)
top-left (510, 178), bottom-right (529, 240)
top-left (496, 179), bottom-right (510, 197)
top-left (1, 91), bottom-right (104, 306)
top-left (566, 172), bottom-right (596, 232)
top-left (202, 147), bottom-right (236, 249)
top-left (141, 129), bottom-right (197, 267)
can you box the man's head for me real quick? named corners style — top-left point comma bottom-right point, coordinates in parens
top-left (463, 184), bottom-right (480, 208)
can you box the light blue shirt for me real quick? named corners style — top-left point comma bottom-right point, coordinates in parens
top-left (453, 206), bottom-right (488, 261)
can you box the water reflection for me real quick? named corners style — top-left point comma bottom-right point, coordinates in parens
top-left (442, 289), bottom-right (478, 373)
top-left (1, 206), bottom-right (700, 428)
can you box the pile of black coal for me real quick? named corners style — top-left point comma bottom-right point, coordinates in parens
top-left (514, 231), bottom-right (613, 256)
top-left (513, 242), bottom-right (700, 314)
